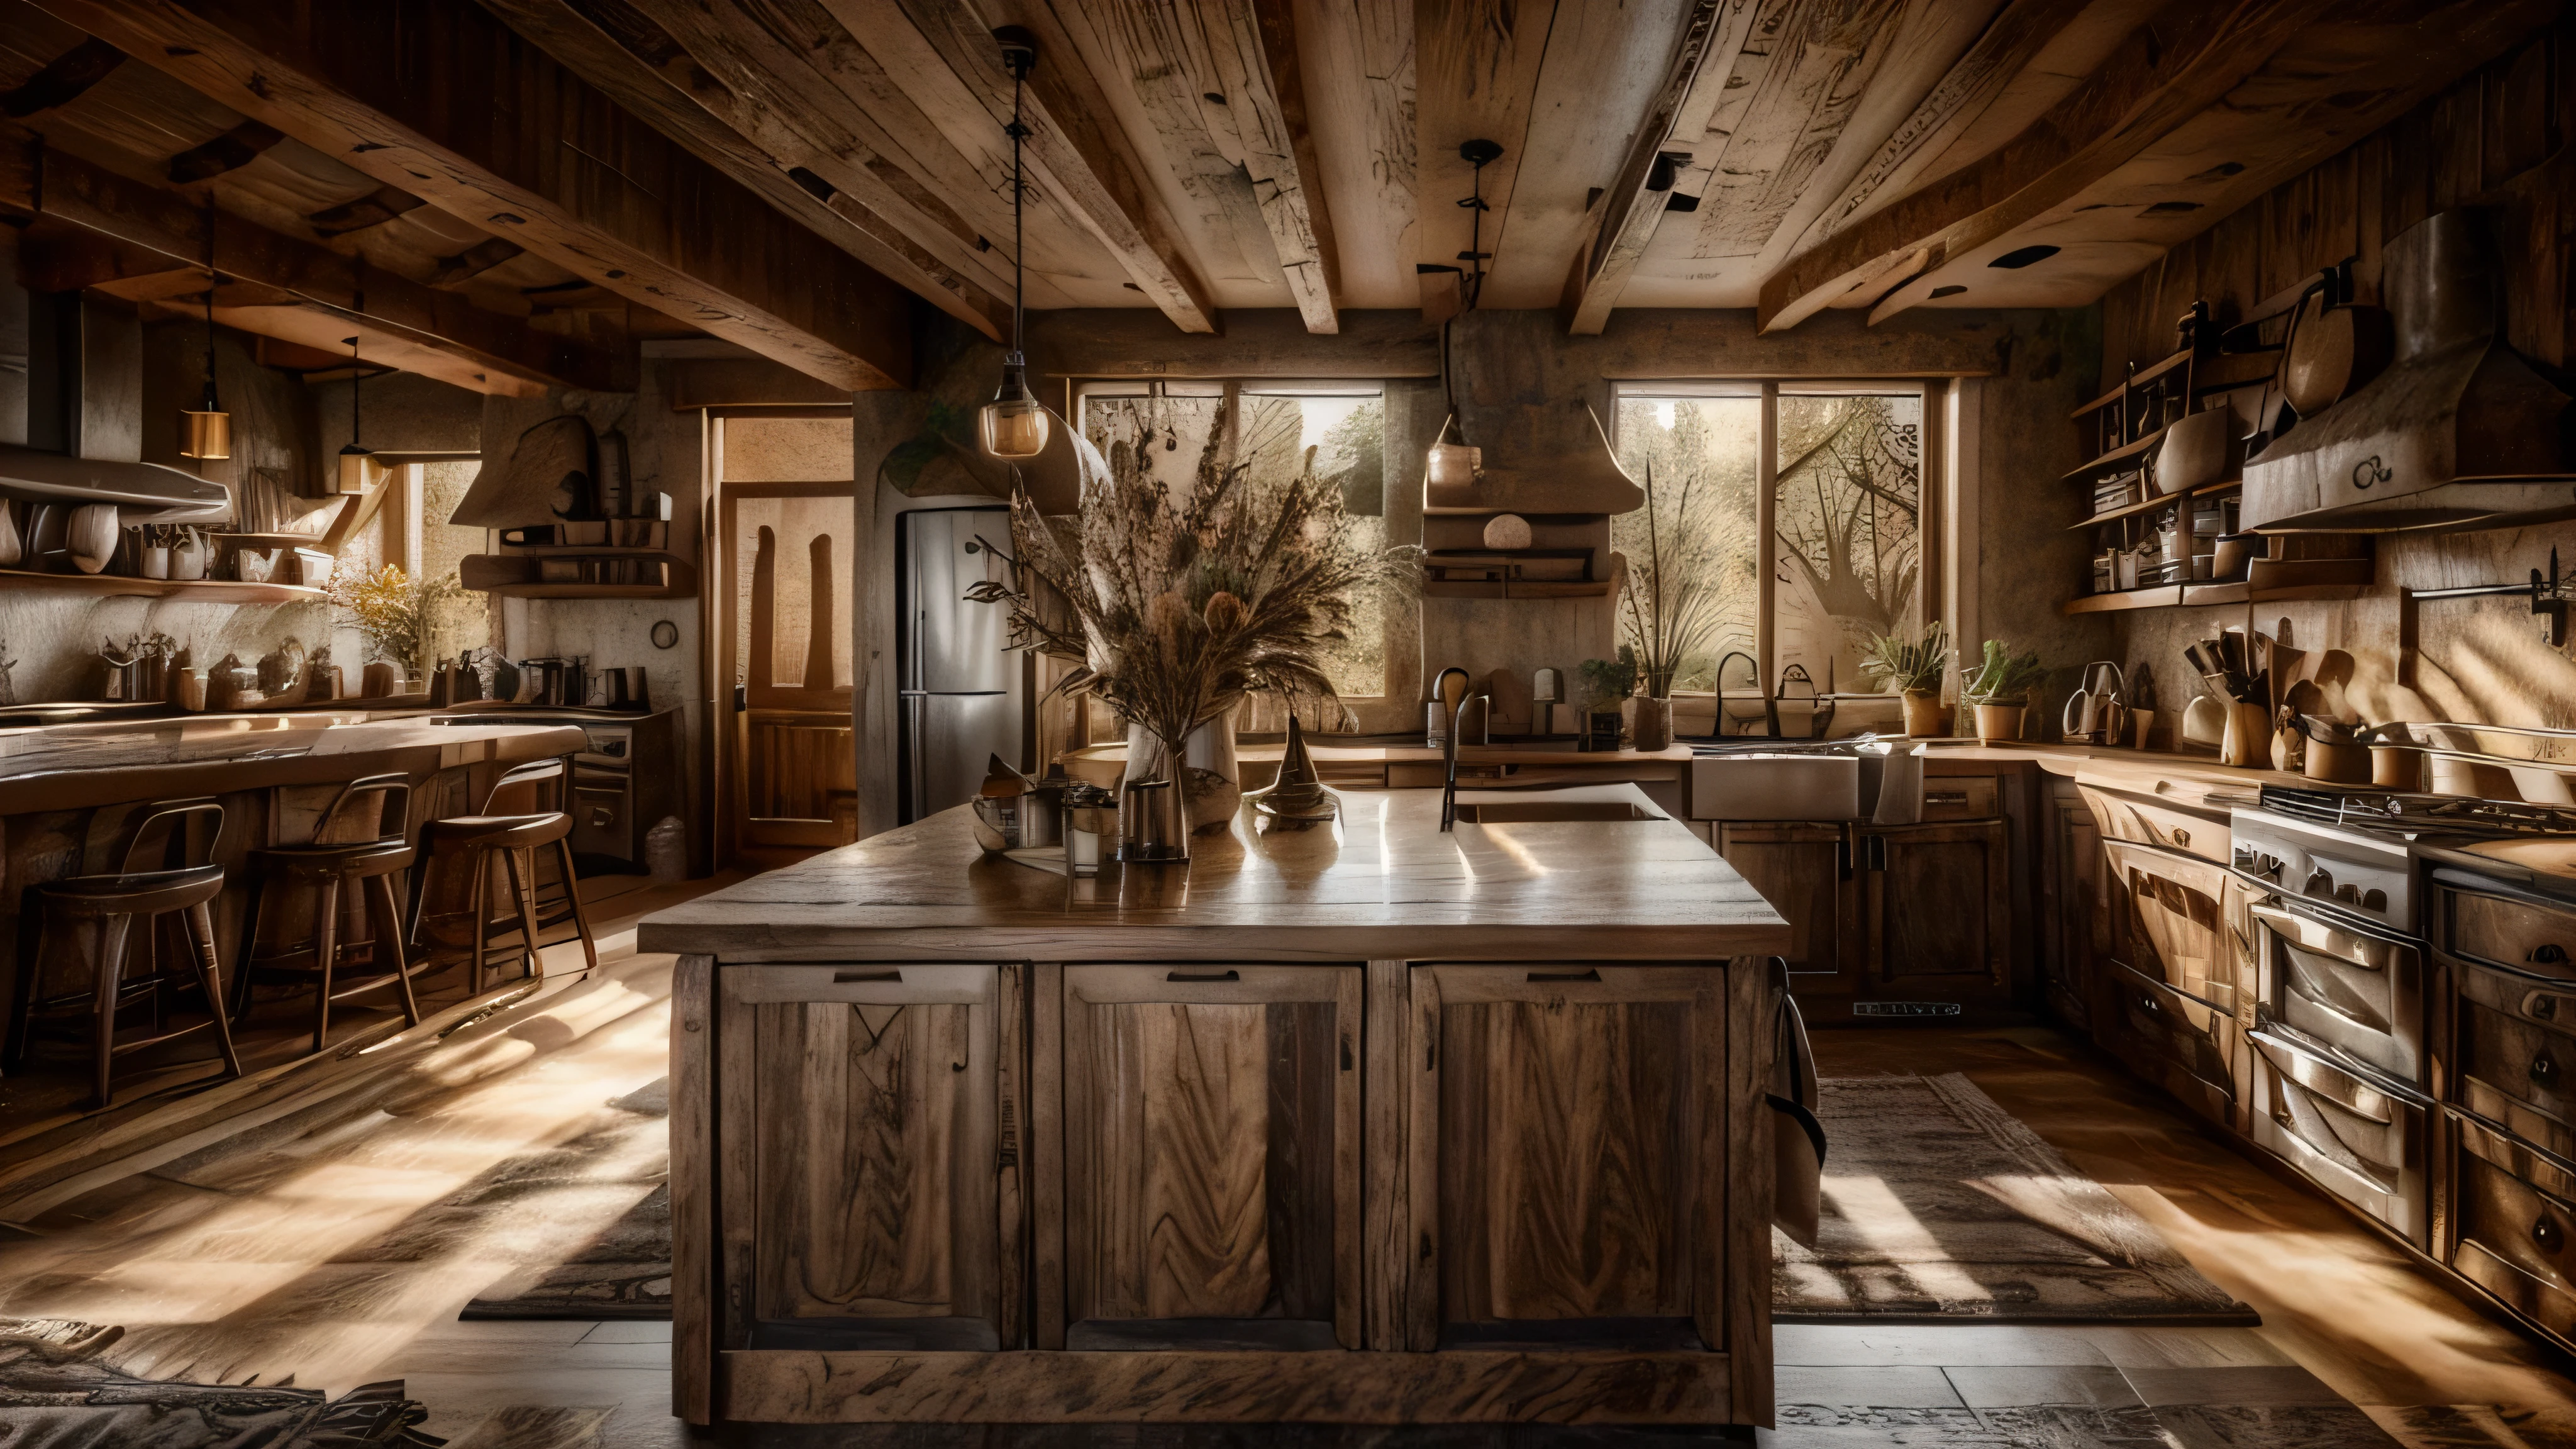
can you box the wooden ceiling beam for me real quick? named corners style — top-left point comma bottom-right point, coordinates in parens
top-left (33, 0), bottom-right (914, 390)
top-left (477, 0), bottom-right (1011, 341)
top-left (1415, 0), bottom-right (1555, 325)
top-left (305, 183), bottom-right (428, 238)
top-left (165, 118), bottom-right (282, 184)
top-left (1753, 0), bottom-right (2337, 335)
top-left (872, 0), bottom-right (1219, 333)
top-left (1200, 0), bottom-right (1340, 332)
top-left (426, 236), bottom-right (526, 288)
top-left (1559, 0), bottom-right (1746, 335)
top-left (0, 123), bottom-right (633, 394)
top-left (1, 36), bottom-right (124, 119)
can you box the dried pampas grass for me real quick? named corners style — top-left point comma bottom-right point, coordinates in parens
top-left (972, 397), bottom-right (1414, 774)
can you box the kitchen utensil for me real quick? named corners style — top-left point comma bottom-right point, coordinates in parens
top-left (172, 527), bottom-right (206, 580)
top-left (2221, 701), bottom-right (2272, 768)
top-left (2155, 408), bottom-right (2238, 494)
top-left (65, 504), bottom-right (117, 574)
top-left (2270, 709), bottom-right (2306, 772)
top-left (2132, 709), bottom-right (2158, 750)
top-left (2062, 661), bottom-right (2128, 745)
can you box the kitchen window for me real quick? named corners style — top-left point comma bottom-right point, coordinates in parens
top-left (1611, 382), bottom-right (1938, 704)
top-left (1074, 379), bottom-right (1389, 700)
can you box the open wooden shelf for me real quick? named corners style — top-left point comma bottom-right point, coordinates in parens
top-left (1421, 579), bottom-right (1614, 599)
top-left (0, 568), bottom-right (324, 604)
top-left (2062, 580), bottom-right (2370, 616)
top-left (2061, 421), bottom-right (2175, 482)
top-left (462, 553), bottom-right (698, 599)
top-left (2071, 346), bottom-right (2194, 417)
top-left (2070, 480), bottom-right (2241, 530)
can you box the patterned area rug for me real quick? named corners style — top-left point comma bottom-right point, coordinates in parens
top-left (457, 1079), bottom-right (672, 1320)
top-left (1775, 1074), bottom-right (2258, 1324)
top-left (0, 1317), bottom-right (439, 1448)
top-left (1777, 1404), bottom-right (2402, 1449)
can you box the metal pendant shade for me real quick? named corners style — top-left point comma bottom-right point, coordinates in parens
top-left (334, 332), bottom-right (382, 495)
top-left (978, 29), bottom-right (1049, 462)
top-left (177, 227), bottom-right (231, 460)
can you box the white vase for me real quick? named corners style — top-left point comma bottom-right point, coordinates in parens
top-left (1122, 702), bottom-right (1241, 834)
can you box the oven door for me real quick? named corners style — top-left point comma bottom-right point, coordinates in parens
top-left (2248, 1026), bottom-right (2428, 1245)
top-left (2248, 892), bottom-right (2425, 1087)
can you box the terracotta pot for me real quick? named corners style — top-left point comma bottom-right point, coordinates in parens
top-left (1632, 694), bottom-right (1673, 752)
top-left (1972, 703), bottom-right (2024, 744)
top-left (1901, 689), bottom-right (1948, 738)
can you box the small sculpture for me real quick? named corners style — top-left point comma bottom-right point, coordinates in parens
top-left (1245, 715), bottom-right (1337, 828)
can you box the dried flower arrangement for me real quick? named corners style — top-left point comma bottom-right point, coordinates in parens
top-left (974, 399), bottom-right (1413, 808)
top-left (323, 564), bottom-right (469, 677)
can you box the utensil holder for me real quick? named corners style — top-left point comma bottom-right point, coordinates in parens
top-left (2219, 702), bottom-right (2271, 768)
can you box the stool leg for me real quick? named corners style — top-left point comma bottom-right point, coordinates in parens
top-left (182, 902), bottom-right (243, 1079)
top-left (89, 913), bottom-right (135, 1110)
top-left (555, 838), bottom-right (599, 978)
top-left (467, 847), bottom-right (491, 996)
top-left (231, 871), bottom-right (267, 1023)
top-left (502, 847), bottom-right (545, 982)
top-left (7, 896), bottom-right (44, 1073)
top-left (370, 872), bottom-right (421, 1027)
top-left (310, 874), bottom-right (341, 1055)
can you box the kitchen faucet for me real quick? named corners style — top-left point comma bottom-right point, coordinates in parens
top-left (1712, 650), bottom-right (1780, 738)
top-left (1439, 691), bottom-right (1491, 832)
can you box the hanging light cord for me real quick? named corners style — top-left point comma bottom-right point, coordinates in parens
top-left (200, 204), bottom-right (220, 410)
top-left (1008, 56), bottom-right (1030, 363)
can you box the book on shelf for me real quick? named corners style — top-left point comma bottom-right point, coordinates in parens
top-left (535, 557), bottom-right (670, 586)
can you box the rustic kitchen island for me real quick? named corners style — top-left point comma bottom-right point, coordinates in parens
top-left (638, 785), bottom-right (1792, 1435)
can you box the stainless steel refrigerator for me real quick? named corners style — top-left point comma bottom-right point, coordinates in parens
top-left (897, 506), bottom-right (1023, 823)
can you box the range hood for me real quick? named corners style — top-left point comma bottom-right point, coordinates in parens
top-left (2, 293), bottom-right (233, 523)
top-left (2244, 209), bottom-right (2576, 535)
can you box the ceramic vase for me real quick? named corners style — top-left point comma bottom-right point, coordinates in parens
top-left (1901, 689), bottom-right (1948, 738)
top-left (1972, 702), bottom-right (2024, 744)
top-left (1121, 702), bottom-right (1241, 836)
top-left (1632, 694), bottom-right (1673, 752)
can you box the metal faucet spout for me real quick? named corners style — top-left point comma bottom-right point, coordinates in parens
top-left (1439, 691), bottom-right (1491, 832)
top-left (1713, 651), bottom-right (1779, 738)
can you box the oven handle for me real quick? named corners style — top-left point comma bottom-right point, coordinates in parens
top-left (2428, 865), bottom-right (2576, 918)
top-left (2245, 901), bottom-right (2416, 970)
top-left (2231, 870), bottom-right (2425, 949)
top-left (2248, 1026), bottom-right (2433, 1109)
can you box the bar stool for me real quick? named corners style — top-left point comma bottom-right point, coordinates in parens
top-left (407, 758), bottom-right (599, 992)
top-left (231, 773), bottom-right (423, 1055)
top-left (5, 797), bottom-right (241, 1109)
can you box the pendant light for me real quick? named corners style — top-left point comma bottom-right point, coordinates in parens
top-left (335, 329), bottom-right (384, 494)
top-left (978, 28), bottom-right (1049, 461)
top-left (178, 206), bottom-right (231, 460)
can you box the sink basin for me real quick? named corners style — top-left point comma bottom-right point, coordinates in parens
top-left (1452, 799), bottom-right (1663, 823)
top-left (1688, 753), bottom-right (1860, 821)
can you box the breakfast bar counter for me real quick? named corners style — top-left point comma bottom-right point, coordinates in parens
top-left (639, 787), bottom-right (1793, 1432)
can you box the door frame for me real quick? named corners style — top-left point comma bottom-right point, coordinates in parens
top-left (716, 477), bottom-right (859, 868)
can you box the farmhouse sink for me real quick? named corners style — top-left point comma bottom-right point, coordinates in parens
top-left (1688, 753), bottom-right (1861, 821)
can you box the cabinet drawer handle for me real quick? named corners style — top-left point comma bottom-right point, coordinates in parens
top-left (2535, 1052), bottom-right (2562, 1087)
top-left (1168, 970), bottom-right (1240, 983)
top-left (2536, 945), bottom-right (2571, 966)
top-left (2537, 1216), bottom-right (2565, 1253)
top-left (1926, 791), bottom-right (1969, 806)
top-left (2172, 828), bottom-right (2191, 848)
top-left (1529, 969), bottom-right (1602, 983)
top-left (834, 970), bottom-right (901, 983)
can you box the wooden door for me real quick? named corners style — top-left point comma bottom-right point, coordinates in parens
top-left (1404, 963), bottom-right (1725, 1353)
top-left (2045, 783), bottom-right (2105, 1034)
top-left (721, 963), bottom-right (1022, 1352)
top-left (1718, 823), bottom-right (1853, 1004)
top-left (1860, 820), bottom-right (2012, 1009)
top-left (721, 482), bottom-right (857, 865)
top-left (1045, 963), bottom-right (1362, 1352)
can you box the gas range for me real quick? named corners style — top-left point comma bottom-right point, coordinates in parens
top-left (2233, 787), bottom-right (2576, 936)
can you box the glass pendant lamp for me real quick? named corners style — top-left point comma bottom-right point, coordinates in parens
top-left (978, 30), bottom-right (1050, 461)
top-left (178, 219), bottom-right (231, 460)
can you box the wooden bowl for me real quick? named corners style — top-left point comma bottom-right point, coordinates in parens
top-left (2154, 409), bottom-right (2238, 495)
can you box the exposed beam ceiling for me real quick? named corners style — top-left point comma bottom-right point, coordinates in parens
top-left (473, 0), bottom-right (1012, 343)
top-left (0, 121), bottom-right (630, 394)
top-left (0, 35), bottom-right (120, 118)
top-left (33, 0), bottom-right (916, 390)
top-left (882, 0), bottom-right (1221, 333)
top-left (1197, 0), bottom-right (1341, 330)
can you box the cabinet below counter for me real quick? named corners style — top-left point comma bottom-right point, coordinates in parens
top-left (640, 790), bottom-right (1794, 1433)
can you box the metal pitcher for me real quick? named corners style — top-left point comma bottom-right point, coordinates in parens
top-left (2062, 661), bottom-right (2129, 745)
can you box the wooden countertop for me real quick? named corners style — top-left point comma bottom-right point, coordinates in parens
top-left (0, 711), bottom-right (589, 813)
top-left (640, 784), bottom-right (1790, 963)
top-left (1915, 739), bottom-right (2307, 808)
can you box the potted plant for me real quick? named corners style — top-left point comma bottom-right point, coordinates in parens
top-left (323, 563), bottom-right (467, 692)
top-left (1859, 621), bottom-right (1951, 738)
top-left (1618, 464), bottom-right (1716, 752)
top-left (1960, 639), bottom-right (2046, 744)
top-left (1579, 649), bottom-right (1638, 752)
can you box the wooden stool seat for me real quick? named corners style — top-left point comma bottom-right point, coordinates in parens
top-left (232, 774), bottom-right (428, 1057)
top-left (6, 802), bottom-right (240, 1109)
top-left (408, 761), bottom-right (599, 994)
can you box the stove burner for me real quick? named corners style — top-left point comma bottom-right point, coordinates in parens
top-left (2257, 785), bottom-right (2576, 838)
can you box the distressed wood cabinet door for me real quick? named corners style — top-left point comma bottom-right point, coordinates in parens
top-left (2046, 784), bottom-right (2106, 1034)
top-left (719, 963), bottom-right (1021, 1352)
top-left (1858, 820), bottom-right (2011, 1009)
top-left (1045, 963), bottom-right (1363, 1351)
top-left (1719, 823), bottom-right (1854, 1004)
top-left (1404, 963), bottom-right (1728, 1353)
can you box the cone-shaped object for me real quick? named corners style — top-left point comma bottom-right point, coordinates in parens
top-left (1246, 714), bottom-right (1337, 826)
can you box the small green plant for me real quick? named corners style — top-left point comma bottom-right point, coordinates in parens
top-left (1859, 621), bottom-right (1950, 694)
top-left (1579, 647), bottom-right (1640, 710)
top-left (1960, 639), bottom-right (2046, 705)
